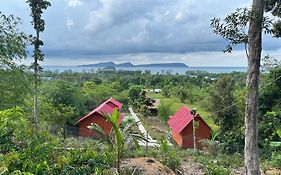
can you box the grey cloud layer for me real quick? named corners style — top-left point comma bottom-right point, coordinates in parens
top-left (2, 0), bottom-right (281, 64)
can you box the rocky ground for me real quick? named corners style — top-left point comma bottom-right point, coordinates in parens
top-left (179, 157), bottom-right (205, 175)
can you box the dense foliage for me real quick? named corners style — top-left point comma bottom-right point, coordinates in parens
top-left (1, 65), bottom-right (281, 173)
top-left (210, 75), bottom-right (244, 153)
top-left (259, 67), bottom-right (281, 160)
top-left (0, 109), bottom-right (118, 175)
top-left (0, 12), bottom-right (30, 68)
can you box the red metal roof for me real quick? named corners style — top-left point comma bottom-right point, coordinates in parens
top-left (167, 105), bottom-right (210, 134)
top-left (102, 98), bottom-right (123, 109)
top-left (76, 98), bottom-right (124, 124)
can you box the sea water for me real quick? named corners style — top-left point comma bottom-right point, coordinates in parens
top-left (43, 66), bottom-right (247, 74)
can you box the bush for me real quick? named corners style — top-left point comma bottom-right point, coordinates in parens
top-left (0, 107), bottom-right (29, 153)
top-left (205, 164), bottom-right (231, 175)
top-left (157, 102), bottom-right (173, 122)
top-left (162, 86), bottom-right (172, 97)
top-left (0, 107), bottom-right (115, 174)
top-left (191, 149), bottom-right (242, 175)
top-left (272, 152), bottom-right (281, 169)
top-left (159, 139), bottom-right (181, 171)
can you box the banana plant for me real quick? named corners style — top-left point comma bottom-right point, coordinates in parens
top-left (88, 109), bottom-right (147, 173)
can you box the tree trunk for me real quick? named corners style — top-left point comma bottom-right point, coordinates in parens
top-left (33, 30), bottom-right (39, 128)
top-left (34, 80), bottom-right (38, 127)
top-left (244, 0), bottom-right (265, 174)
top-left (193, 116), bottom-right (196, 150)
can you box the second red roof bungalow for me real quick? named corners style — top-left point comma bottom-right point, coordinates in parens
top-left (167, 105), bottom-right (211, 149)
top-left (76, 98), bottom-right (124, 137)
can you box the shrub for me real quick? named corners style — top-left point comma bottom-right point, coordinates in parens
top-left (272, 152), bottom-right (281, 169)
top-left (157, 102), bottom-right (173, 122)
top-left (200, 133), bottom-right (222, 156)
top-left (269, 131), bottom-right (281, 169)
top-left (205, 164), bottom-right (231, 175)
top-left (0, 107), bottom-right (29, 153)
top-left (0, 107), bottom-right (115, 174)
top-left (88, 109), bottom-right (147, 173)
top-left (159, 139), bottom-right (181, 171)
top-left (192, 149), bottom-right (242, 175)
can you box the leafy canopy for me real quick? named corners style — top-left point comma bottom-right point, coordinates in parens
top-left (265, 0), bottom-right (281, 37)
top-left (0, 12), bottom-right (30, 68)
top-left (210, 7), bottom-right (273, 54)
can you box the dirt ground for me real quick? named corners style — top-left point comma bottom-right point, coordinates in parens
top-left (179, 157), bottom-right (205, 175)
top-left (121, 157), bottom-right (206, 175)
top-left (121, 157), bottom-right (175, 175)
top-left (121, 157), bottom-right (281, 175)
top-left (264, 168), bottom-right (281, 175)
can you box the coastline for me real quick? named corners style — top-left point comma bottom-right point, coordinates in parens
top-left (42, 66), bottom-right (248, 74)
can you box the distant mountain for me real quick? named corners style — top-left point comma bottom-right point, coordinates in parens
top-left (79, 62), bottom-right (116, 67)
top-left (137, 63), bottom-right (188, 67)
top-left (79, 62), bottom-right (188, 68)
top-left (116, 62), bottom-right (134, 67)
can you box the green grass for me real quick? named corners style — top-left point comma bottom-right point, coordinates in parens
top-left (148, 93), bottom-right (219, 132)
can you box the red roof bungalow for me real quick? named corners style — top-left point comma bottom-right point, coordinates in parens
top-left (76, 98), bottom-right (124, 137)
top-left (167, 105), bottom-right (211, 149)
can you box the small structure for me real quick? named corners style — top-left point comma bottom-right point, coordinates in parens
top-left (76, 98), bottom-right (123, 137)
top-left (167, 105), bottom-right (211, 149)
top-left (154, 89), bottom-right (161, 93)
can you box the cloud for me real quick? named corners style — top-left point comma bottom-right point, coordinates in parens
top-left (79, 0), bottom-right (253, 53)
top-left (2, 0), bottom-right (281, 66)
top-left (67, 19), bottom-right (74, 29)
top-left (65, 0), bottom-right (82, 7)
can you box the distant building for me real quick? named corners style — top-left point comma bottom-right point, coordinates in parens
top-left (154, 89), bottom-right (161, 93)
top-left (167, 105), bottom-right (211, 149)
top-left (76, 98), bottom-right (123, 137)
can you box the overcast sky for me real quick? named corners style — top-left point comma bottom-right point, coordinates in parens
top-left (2, 0), bottom-right (281, 66)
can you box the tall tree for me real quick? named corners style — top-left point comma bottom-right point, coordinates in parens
top-left (211, 0), bottom-right (275, 173)
top-left (27, 0), bottom-right (51, 128)
top-left (244, 1), bottom-right (265, 174)
top-left (210, 76), bottom-right (239, 132)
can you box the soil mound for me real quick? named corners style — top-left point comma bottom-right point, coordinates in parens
top-left (121, 157), bottom-right (175, 175)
